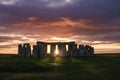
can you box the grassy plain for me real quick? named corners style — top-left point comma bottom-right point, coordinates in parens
top-left (0, 54), bottom-right (120, 80)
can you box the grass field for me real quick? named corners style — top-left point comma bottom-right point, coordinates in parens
top-left (0, 54), bottom-right (120, 80)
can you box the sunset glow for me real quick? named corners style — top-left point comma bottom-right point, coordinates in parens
top-left (0, 0), bottom-right (120, 54)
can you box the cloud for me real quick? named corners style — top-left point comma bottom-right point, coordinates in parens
top-left (0, 0), bottom-right (120, 53)
top-left (0, 0), bottom-right (19, 5)
top-left (0, 0), bottom-right (120, 24)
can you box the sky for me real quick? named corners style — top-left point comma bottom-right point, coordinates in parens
top-left (0, 0), bottom-right (120, 54)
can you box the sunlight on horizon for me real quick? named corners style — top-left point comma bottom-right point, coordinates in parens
top-left (55, 45), bottom-right (59, 56)
top-left (47, 45), bottom-right (51, 54)
top-left (66, 45), bottom-right (69, 51)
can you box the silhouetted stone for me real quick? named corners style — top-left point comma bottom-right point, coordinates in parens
top-left (35, 41), bottom-right (47, 57)
top-left (90, 47), bottom-right (94, 56)
top-left (61, 43), bottom-right (67, 57)
top-left (32, 45), bottom-right (38, 57)
top-left (73, 44), bottom-right (78, 56)
top-left (50, 44), bottom-right (56, 57)
top-left (18, 41), bottom-right (94, 57)
top-left (78, 45), bottom-right (85, 56)
top-left (18, 44), bottom-right (22, 57)
top-left (68, 42), bottom-right (76, 56)
top-left (18, 43), bottom-right (31, 57)
top-left (84, 45), bottom-right (90, 56)
top-left (26, 43), bottom-right (31, 57)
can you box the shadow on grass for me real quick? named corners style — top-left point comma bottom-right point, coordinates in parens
top-left (0, 61), bottom-right (52, 73)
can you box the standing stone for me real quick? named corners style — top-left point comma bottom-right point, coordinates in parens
top-left (32, 45), bottom-right (38, 57)
top-left (22, 44), bottom-right (26, 57)
top-left (41, 43), bottom-right (47, 57)
top-left (78, 45), bottom-right (85, 56)
top-left (84, 45), bottom-right (89, 56)
top-left (36, 42), bottom-right (41, 57)
top-left (73, 44), bottom-right (78, 57)
top-left (58, 43), bottom-right (62, 57)
top-left (19, 43), bottom-right (31, 58)
top-left (50, 44), bottom-right (56, 57)
top-left (62, 43), bottom-right (67, 57)
top-left (90, 47), bottom-right (94, 56)
top-left (88, 46), bottom-right (91, 56)
top-left (44, 44), bottom-right (47, 57)
top-left (68, 42), bottom-right (75, 56)
top-left (18, 44), bottom-right (22, 57)
top-left (36, 42), bottom-right (47, 57)
top-left (26, 44), bottom-right (31, 57)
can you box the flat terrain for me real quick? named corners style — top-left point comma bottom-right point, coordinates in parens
top-left (0, 54), bottom-right (120, 80)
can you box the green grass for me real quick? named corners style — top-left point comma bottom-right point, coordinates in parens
top-left (0, 54), bottom-right (120, 80)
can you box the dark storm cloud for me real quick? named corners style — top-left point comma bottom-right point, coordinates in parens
top-left (0, 0), bottom-right (120, 24)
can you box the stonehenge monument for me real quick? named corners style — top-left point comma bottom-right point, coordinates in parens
top-left (18, 41), bottom-right (94, 57)
top-left (18, 43), bottom-right (31, 57)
